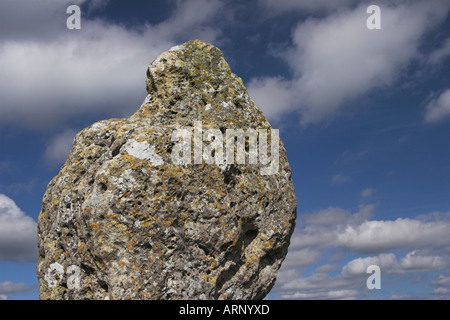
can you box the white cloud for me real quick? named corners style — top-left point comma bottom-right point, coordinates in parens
top-left (44, 129), bottom-right (77, 163)
top-left (273, 205), bottom-right (450, 299)
top-left (156, 0), bottom-right (224, 41)
top-left (341, 253), bottom-right (397, 277)
top-left (276, 248), bottom-right (450, 299)
top-left (0, 0), bottom-right (224, 130)
top-left (342, 249), bottom-right (450, 276)
top-left (0, 280), bottom-right (33, 300)
top-left (337, 218), bottom-right (450, 253)
top-left (287, 206), bottom-right (450, 258)
top-left (0, 281), bottom-right (33, 295)
top-left (431, 274), bottom-right (450, 298)
top-left (249, 0), bottom-right (450, 125)
top-left (0, 194), bottom-right (37, 262)
top-left (431, 275), bottom-right (450, 287)
top-left (424, 89), bottom-right (450, 123)
top-left (246, 76), bottom-right (296, 120)
top-left (431, 287), bottom-right (450, 296)
top-left (290, 204), bottom-right (374, 250)
top-left (281, 248), bottom-right (321, 269)
top-left (360, 188), bottom-right (374, 198)
top-left (400, 250), bottom-right (450, 273)
top-left (280, 288), bottom-right (359, 300)
top-left (303, 205), bottom-right (373, 228)
top-left (275, 267), bottom-right (361, 300)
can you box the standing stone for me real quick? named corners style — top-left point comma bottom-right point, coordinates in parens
top-left (36, 40), bottom-right (297, 300)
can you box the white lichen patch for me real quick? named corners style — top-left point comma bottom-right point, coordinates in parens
top-left (150, 51), bottom-right (183, 75)
top-left (169, 44), bottom-right (186, 52)
top-left (91, 122), bottom-right (108, 131)
top-left (221, 101), bottom-right (231, 108)
top-left (122, 140), bottom-right (164, 166)
top-left (44, 262), bottom-right (64, 288)
top-left (141, 94), bottom-right (153, 106)
top-left (114, 169), bottom-right (137, 187)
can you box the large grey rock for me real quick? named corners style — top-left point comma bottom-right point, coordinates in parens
top-left (36, 40), bottom-right (297, 300)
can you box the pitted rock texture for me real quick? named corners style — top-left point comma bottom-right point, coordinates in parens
top-left (37, 40), bottom-right (297, 300)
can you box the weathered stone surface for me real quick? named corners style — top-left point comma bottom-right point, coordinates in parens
top-left (36, 40), bottom-right (297, 300)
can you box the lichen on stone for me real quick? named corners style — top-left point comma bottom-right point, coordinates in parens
top-left (36, 39), bottom-right (297, 300)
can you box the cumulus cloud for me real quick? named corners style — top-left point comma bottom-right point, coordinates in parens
top-left (341, 211), bottom-right (450, 254)
top-left (341, 253), bottom-right (397, 277)
top-left (432, 275), bottom-right (450, 287)
top-left (276, 248), bottom-right (450, 299)
top-left (273, 206), bottom-right (450, 299)
top-left (431, 275), bottom-right (450, 298)
top-left (0, 0), bottom-right (224, 130)
top-left (289, 205), bottom-right (374, 251)
top-left (275, 267), bottom-right (361, 300)
top-left (0, 281), bottom-right (33, 297)
top-left (0, 280), bottom-right (34, 300)
top-left (249, 0), bottom-right (450, 125)
top-left (431, 287), bottom-right (450, 296)
top-left (246, 76), bottom-right (296, 120)
top-left (424, 89), bottom-right (450, 123)
top-left (399, 250), bottom-right (450, 273)
top-left (281, 248), bottom-right (321, 269)
top-left (0, 194), bottom-right (37, 262)
top-left (342, 250), bottom-right (450, 276)
top-left (338, 218), bottom-right (450, 253)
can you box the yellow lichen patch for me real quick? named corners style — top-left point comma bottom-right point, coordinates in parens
top-left (131, 264), bottom-right (142, 272)
top-left (203, 274), bottom-right (217, 286)
top-left (78, 243), bottom-right (86, 254)
top-left (105, 212), bottom-right (116, 219)
top-left (51, 197), bottom-right (59, 207)
top-left (127, 240), bottom-right (136, 251)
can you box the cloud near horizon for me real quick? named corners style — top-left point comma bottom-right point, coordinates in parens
top-left (274, 205), bottom-right (450, 299)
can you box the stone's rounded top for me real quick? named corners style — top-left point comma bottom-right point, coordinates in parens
top-left (165, 39), bottom-right (228, 74)
top-left (148, 40), bottom-right (229, 77)
top-left (131, 39), bottom-right (269, 129)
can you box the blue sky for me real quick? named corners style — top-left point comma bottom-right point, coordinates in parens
top-left (0, 0), bottom-right (449, 300)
